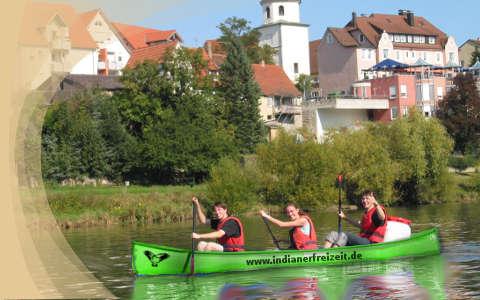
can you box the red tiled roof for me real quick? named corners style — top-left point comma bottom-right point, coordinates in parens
top-left (79, 9), bottom-right (98, 26)
top-left (309, 39), bottom-right (321, 75)
top-left (252, 64), bottom-right (301, 97)
top-left (126, 41), bottom-right (178, 67)
top-left (112, 22), bottom-right (181, 49)
top-left (19, 2), bottom-right (96, 49)
top-left (204, 39), bottom-right (226, 55)
top-left (145, 30), bottom-right (177, 44)
top-left (343, 13), bottom-right (448, 50)
top-left (328, 27), bottom-right (358, 47)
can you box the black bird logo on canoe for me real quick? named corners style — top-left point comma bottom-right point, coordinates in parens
top-left (144, 250), bottom-right (170, 267)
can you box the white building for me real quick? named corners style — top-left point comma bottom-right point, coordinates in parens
top-left (79, 10), bottom-right (131, 76)
top-left (257, 0), bottom-right (310, 81)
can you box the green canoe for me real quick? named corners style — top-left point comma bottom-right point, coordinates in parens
top-left (132, 227), bottom-right (440, 276)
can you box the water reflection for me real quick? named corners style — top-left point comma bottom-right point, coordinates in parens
top-left (132, 255), bottom-right (446, 300)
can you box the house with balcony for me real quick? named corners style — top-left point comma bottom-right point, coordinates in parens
top-left (79, 10), bottom-right (131, 76)
top-left (18, 2), bottom-right (98, 90)
top-left (316, 10), bottom-right (459, 97)
top-left (252, 63), bottom-right (302, 139)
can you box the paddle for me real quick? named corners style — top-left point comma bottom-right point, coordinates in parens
top-left (337, 174), bottom-right (343, 235)
top-left (190, 202), bottom-right (196, 275)
top-left (262, 216), bottom-right (282, 250)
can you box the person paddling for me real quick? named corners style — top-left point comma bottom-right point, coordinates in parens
top-left (191, 197), bottom-right (245, 252)
top-left (324, 190), bottom-right (387, 248)
top-left (260, 203), bottom-right (318, 250)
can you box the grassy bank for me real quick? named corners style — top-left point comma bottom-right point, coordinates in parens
top-left (46, 173), bottom-right (479, 229)
top-left (46, 184), bottom-right (209, 228)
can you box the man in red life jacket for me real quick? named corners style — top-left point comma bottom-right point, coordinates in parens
top-left (192, 197), bottom-right (245, 252)
top-left (260, 203), bottom-right (318, 250)
top-left (324, 190), bottom-right (387, 248)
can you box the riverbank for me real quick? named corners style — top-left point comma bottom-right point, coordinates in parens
top-left (46, 184), bottom-right (209, 228)
top-left (46, 173), bottom-right (479, 229)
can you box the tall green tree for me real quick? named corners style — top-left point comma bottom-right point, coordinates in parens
top-left (437, 73), bottom-right (480, 153)
top-left (115, 48), bottom-right (238, 183)
top-left (218, 17), bottom-right (276, 64)
top-left (470, 46), bottom-right (480, 67)
top-left (218, 29), bottom-right (265, 154)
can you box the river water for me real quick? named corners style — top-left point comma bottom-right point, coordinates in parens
top-left (63, 202), bottom-right (480, 299)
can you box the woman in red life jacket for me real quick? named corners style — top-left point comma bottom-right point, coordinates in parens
top-left (260, 204), bottom-right (318, 250)
top-left (324, 190), bottom-right (387, 248)
top-left (191, 197), bottom-right (245, 252)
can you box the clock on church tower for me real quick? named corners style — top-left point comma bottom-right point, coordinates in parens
top-left (257, 0), bottom-right (310, 81)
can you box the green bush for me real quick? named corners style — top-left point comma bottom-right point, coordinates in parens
top-left (206, 157), bottom-right (261, 214)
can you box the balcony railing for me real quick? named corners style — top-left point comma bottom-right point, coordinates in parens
top-left (98, 61), bottom-right (121, 71)
top-left (273, 105), bottom-right (302, 115)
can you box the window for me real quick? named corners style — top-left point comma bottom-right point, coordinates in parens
top-left (403, 107), bottom-right (408, 117)
top-left (391, 106), bottom-right (398, 120)
top-left (279, 5), bottom-right (284, 16)
top-left (389, 34), bottom-right (394, 42)
top-left (359, 34), bottom-right (365, 43)
top-left (437, 53), bottom-right (441, 62)
top-left (407, 35), bottom-right (413, 43)
top-left (423, 52), bottom-right (427, 61)
top-left (383, 49), bottom-right (389, 59)
top-left (412, 51), bottom-right (415, 58)
top-left (294, 63), bottom-right (299, 73)
top-left (428, 37), bottom-right (435, 44)
top-left (362, 86), bottom-right (367, 98)
top-left (437, 87), bottom-right (444, 99)
top-left (400, 35), bottom-right (407, 43)
top-left (326, 33), bottom-right (333, 44)
top-left (118, 56), bottom-right (122, 62)
top-left (94, 20), bottom-right (102, 26)
top-left (449, 52), bottom-right (454, 62)
top-left (362, 49), bottom-right (367, 59)
top-left (406, 51), bottom-right (409, 58)
top-left (394, 35), bottom-right (401, 43)
top-left (400, 84), bottom-right (407, 97)
top-left (413, 36), bottom-right (420, 43)
top-left (389, 86), bottom-right (397, 99)
top-left (266, 7), bottom-right (271, 19)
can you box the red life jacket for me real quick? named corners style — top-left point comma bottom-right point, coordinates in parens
top-left (359, 206), bottom-right (387, 243)
top-left (289, 215), bottom-right (318, 250)
top-left (216, 216), bottom-right (245, 252)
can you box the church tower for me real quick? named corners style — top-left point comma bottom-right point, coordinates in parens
top-left (257, 0), bottom-right (310, 81)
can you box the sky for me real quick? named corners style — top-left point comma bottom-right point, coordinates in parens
top-left (58, 0), bottom-right (477, 47)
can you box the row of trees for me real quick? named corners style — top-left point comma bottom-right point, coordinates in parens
top-left (206, 110), bottom-right (454, 211)
top-left (42, 19), bottom-right (267, 184)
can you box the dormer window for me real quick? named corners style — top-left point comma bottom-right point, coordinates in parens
top-left (266, 7), bottom-right (271, 19)
top-left (326, 33), bottom-right (333, 44)
top-left (359, 34), bottom-right (365, 43)
top-left (279, 5), bottom-right (285, 16)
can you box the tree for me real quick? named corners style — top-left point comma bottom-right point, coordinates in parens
top-left (437, 73), bottom-right (480, 153)
top-left (295, 74), bottom-right (314, 100)
top-left (218, 30), bottom-right (266, 154)
top-left (218, 17), bottom-right (276, 64)
top-left (470, 46), bottom-right (480, 67)
top-left (115, 48), bottom-right (238, 183)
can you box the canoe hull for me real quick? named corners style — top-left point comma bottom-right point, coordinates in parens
top-left (132, 227), bottom-right (440, 276)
